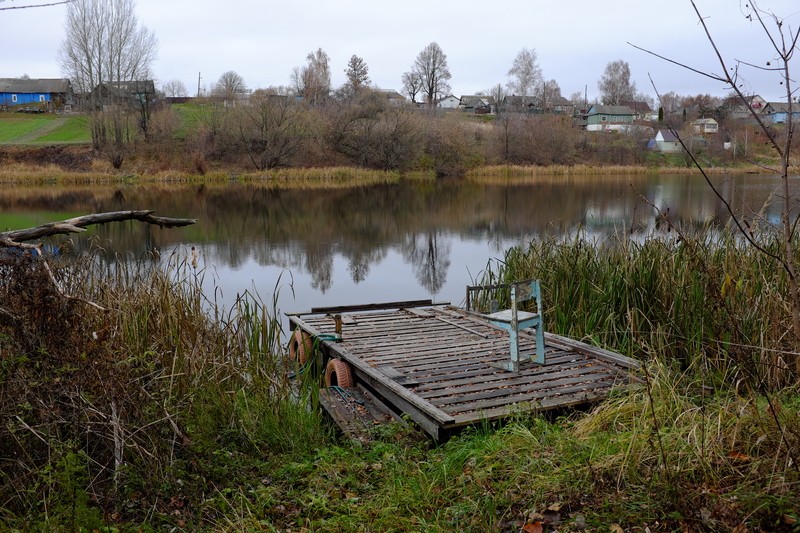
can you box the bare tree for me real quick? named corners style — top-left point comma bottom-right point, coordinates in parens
top-left (401, 70), bottom-right (423, 104)
top-left (58, 0), bottom-right (157, 95)
top-left (161, 79), bottom-right (188, 98)
top-left (237, 94), bottom-right (308, 170)
top-left (507, 48), bottom-right (543, 97)
top-left (488, 83), bottom-right (506, 111)
top-left (292, 48), bottom-right (331, 106)
top-left (658, 91), bottom-right (682, 115)
top-left (681, 93), bottom-right (721, 118)
top-left (413, 42), bottom-right (452, 108)
top-left (213, 71), bottom-right (247, 99)
top-left (598, 59), bottom-right (636, 105)
top-left (634, 1), bottom-right (800, 379)
top-left (568, 90), bottom-right (586, 110)
top-left (59, 0), bottom-right (157, 156)
top-left (540, 78), bottom-right (562, 108)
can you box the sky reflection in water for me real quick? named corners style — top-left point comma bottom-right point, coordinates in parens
top-left (2, 173), bottom-right (797, 330)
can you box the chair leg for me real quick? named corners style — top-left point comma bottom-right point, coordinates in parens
top-left (534, 325), bottom-right (545, 364)
top-left (510, 327), bottom-right (520, 372)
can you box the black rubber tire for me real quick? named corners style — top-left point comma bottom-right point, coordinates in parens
top-left (324, 358), bottom-right (354, 388)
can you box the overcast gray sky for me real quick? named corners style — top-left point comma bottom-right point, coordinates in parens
top-left (2, 0), bottom-right (798, 102)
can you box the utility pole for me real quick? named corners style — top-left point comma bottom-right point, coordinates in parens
top-left (197, 72), bottom-right (201, 98)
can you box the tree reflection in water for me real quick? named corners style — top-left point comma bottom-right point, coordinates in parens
top-left (1, 173), bottom-right (796, 312)
top-left (401, 232), bottom-right (451, 295)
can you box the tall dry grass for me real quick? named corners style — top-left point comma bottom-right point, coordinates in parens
top-left (0, 246), bottom-right (326, 527)
top-left (476, 229), bottom-right (797, 389)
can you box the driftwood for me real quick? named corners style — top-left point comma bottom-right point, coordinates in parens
top-left (0, 210), bottom-right (197, 251)
top-left (0, 210), bottom-right (197, 313)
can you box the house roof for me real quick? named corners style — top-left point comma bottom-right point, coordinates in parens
top-left (692, 118), bottom-right (718, 125)
top-left (460, 95), bottom-right (495, 105)
top-left (549, 95), bottom-right (573, 107)
top-left (375, 89), bottom-right (405, 100)
top-left (619, 100), bottom-right (652, 114)
top-left (0, 78), bottom-right (71, 94)
top-left (656, 129), bottom-right (679, 142)
top-left (587, 105), bottom-right (635, 116)
top-left (503, 95), bottom-right (538, 107)
top-left (764, 102), bottom-right (796, 114)
top-left (101, 80), bottom-right (156, 94)
top-left (460, 95), bottom-right (495, 109)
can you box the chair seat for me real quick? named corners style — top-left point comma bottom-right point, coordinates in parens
top-left (486, 309), bottom-right (539, 324)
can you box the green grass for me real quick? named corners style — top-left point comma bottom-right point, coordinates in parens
top-left (0, 115), bottom-right (51, 142)
top-left (0, 111), bottom-right (91, 144)
top-left (172, 102), bottom-right (206, 139)
top-left (34, 114), bottom-right (91, 143)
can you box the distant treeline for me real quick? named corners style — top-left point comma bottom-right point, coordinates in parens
top-left (93, 89), bottom-right (774, 176)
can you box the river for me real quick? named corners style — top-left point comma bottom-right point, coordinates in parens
top-left (1, 172), bottom-right (796, 316)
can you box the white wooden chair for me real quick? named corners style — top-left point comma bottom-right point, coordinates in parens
top-left (467, 279), bottom-right (545, 372)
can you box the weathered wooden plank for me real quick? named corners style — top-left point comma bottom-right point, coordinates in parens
top-left (406, 308), bottom-right (435, 318)
top-left (413, 362), bottom-right (608, 398)
top-left (290, 316), bottom-right (455, 426)
top-left (450, 390), bottom-right (611, 426)
top-left (306, 299), bottom-right (437, 314)
top-left (404, 351), bottom-right (585, 384)
top-left (376, 365), bottom-right (420, 387)
top-left (439, 375), bottom-right (623, 414)
top-left (424, 368), bottom-right (616, 405)
top-left (544, 332), bottom-right (640, 370)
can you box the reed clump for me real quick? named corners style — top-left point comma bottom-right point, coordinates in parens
top-left (477, 228), bottom-right (797, 390)
top-left (468, 163), bottom-right (770, 179)
top-left (0, 247), bottom-right (327, 529)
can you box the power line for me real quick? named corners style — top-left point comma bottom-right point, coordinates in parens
top-left (0, 0), bottom-right (73, 11)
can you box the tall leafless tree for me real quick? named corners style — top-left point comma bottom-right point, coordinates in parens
top-left (58, 0), bottom-right (157, 95)
top-left (540, 78), bottom-right (562, 108)
top-left (598, 59), bottom-right (637, 105)
top-left (488, 83), bottom-right (506, 113)
top-left (58, 0), bottom-right (156, 159)
top-left (292, 48), bottom-right (331, 106)
top-left (213, 70), bottom-right (247, 99)
top-left (412, 42), bottom-right (451, 108)
top-left (161, 79), bottom-right (188, 98)
top-left (401, 70), bottom-right (423, 104)
top-left (506, 47), bottom-right (543, 97)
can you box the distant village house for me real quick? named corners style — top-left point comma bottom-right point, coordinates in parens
top-left (585, 105), bottom-right (636, 132)
top-left (0, 78), bottom-right (73, 110)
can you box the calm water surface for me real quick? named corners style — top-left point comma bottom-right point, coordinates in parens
top-left (2, 173), bottom-right (797, 318)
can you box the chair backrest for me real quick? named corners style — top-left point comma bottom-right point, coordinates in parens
top-left (510, 279), bottom-right (542, 316)
top-left (465, 279), bottom-right (542, 315)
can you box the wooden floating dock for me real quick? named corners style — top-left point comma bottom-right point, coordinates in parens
top-left (288, 301), bottom-right (640, 441)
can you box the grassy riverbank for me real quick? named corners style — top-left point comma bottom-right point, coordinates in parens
top-left (1, 229), bottom-right (798, 531)
top-left (0, 159), bottom-right (788, 187)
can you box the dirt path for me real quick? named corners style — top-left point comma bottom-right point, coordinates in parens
top-left (15, 117), bottom-right (67, 143)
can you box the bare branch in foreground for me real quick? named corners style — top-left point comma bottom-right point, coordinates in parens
top-left (0, 210), bottom-right (197, 249)
top-left (0, 210), bottom-right (197, 314)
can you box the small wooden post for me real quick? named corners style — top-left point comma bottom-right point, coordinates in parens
top-left (334, 314), bottom-right (343, 338)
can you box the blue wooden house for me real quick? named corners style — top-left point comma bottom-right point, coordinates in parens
top-left (585, 105), bottom-right (636, 131)
top-left (764, 102), bottom-right (800, 124)
top-left (0, 78), bottom-right (73, 109)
